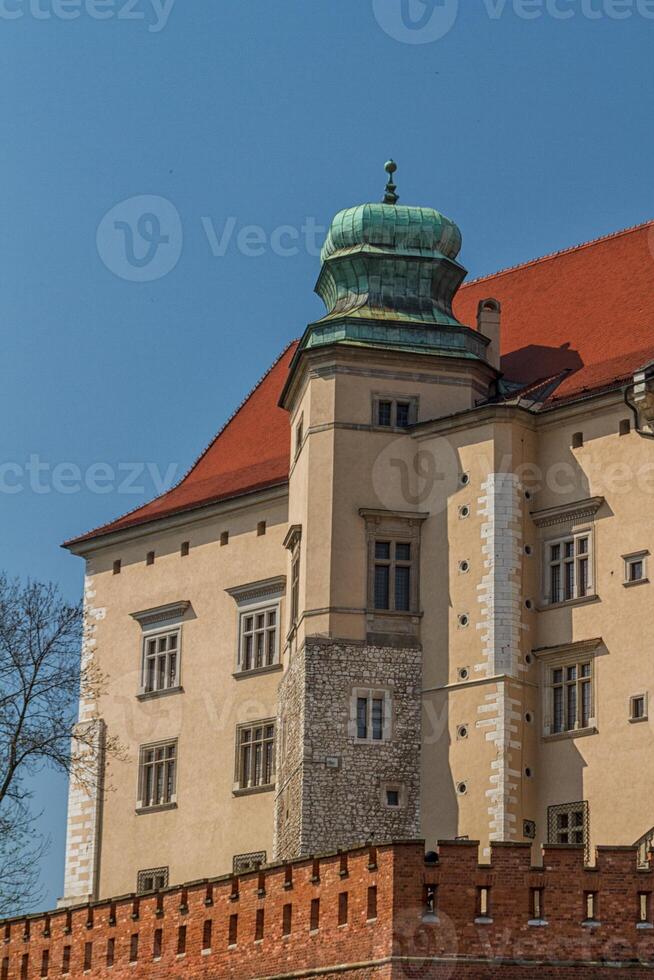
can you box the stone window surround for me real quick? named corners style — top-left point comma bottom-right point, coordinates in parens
top-left (535, 638), bottom-right (601, 740)
top-left (136, 738), bottom-right (178, 814)
top-left (371, 392), bottom-right (419, 429)
top-left (380, 781), bottom-right (407, 810)
top-left (623, 550), bottom-right (650, 587)
top-left (130, 601), bottom-right (190, 700)
top-left (283, 525), bottom-right (302, 638)
top-left (233, 718), bottom-right (276, 797)
top-left (531, 497), bottom-right (603, 610)
top-left (348, 686), bottom-right (393, 744)
top-left (630, 693), bottom-right (649, 723)
top-left (359, 509), bottom-right (428, 620)
top-left (226, 576), bottom-right (286, 677)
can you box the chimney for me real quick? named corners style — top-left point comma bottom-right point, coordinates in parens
top-left (477, 298), bottom-right (502, 372)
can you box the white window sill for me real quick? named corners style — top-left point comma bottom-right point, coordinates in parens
top-left (537, 594), bottom-right (599, 612)
top-left (528, 919), bottom-right (549, 928)
top-left (581, 919), bottom-right (601, 929)
top-left (232, 783), bottom-right (275, 798)
top-left (637, 922), bottom-right (654, 930)
top-left (135, 802), bottom-right (178, 815)
top-left (542, 726), bottom-right (598, 743)
top-left (137, 686), bottom-right (184, 702)
top-left (474, 916), bottom-right (493, 926)
top-left (232, 664), bottom-right (283, 680)
top-left (623, 578), bottom-right (649, 588)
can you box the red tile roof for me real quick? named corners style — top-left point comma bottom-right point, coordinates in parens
top-left (66, 220), bottom-right (654, 547)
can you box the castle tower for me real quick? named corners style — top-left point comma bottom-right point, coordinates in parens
top-left (273, 164), bottom-right (517, 859)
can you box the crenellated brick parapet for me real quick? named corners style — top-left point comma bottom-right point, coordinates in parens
top-left (2, 840), bottom-right (654, 979)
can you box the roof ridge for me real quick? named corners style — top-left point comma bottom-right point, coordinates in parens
top-left (462, 218), bottom-right (654, 289)
top-left (63, 339), bottom-right (298, 548)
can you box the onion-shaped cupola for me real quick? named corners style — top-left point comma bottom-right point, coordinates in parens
top-left (317, 161), bottom-right (465, 328)
top-left (298, 162), bottom-right (488, 363)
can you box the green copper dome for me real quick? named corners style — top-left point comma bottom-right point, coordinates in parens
top-left (295, 163), bottom-right (489, 365)
top-left (320, 203), bottom-right (463, 265)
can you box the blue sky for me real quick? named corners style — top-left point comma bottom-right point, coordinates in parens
top-left (1, 0), bottom-right (652, 911)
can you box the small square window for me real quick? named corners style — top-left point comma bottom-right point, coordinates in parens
top-left (257, 521), bottom-right (266, 536)
top-left (374, 396), bottom-right (417, 428)
top-left (624, 553), bottom-right (648, 586)
top-left (180, 541), bottom-right (190, 557)
top-left (572, 432), bottom-right (584, 449)
top-left (386, 789), bottom-right (400, 807)
top-left (137, 867), bottom-right (169, 894)
top-left (630, 695), bottom-right (648, 723)
top-left (619, 419), bottom-right (631, 436)
top-left (113, 559), bottom-right (122, 575)
top-left (146, 551), bottom-right (155, 566)
top-left (220, 531), bottom-right (229, 547)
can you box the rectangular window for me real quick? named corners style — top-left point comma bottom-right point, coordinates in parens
top-left (624, 552), bottom-right (649, 585)
top-left (630, 694), bottom-right (648, 722)
top-left (352, 690), bottom-right (390, 742)
top-left (282, 904), bottom-right (292, 936)
top-left (295, 418), bottom-right (303, 458)
top-left (236, 722), bottom-right (275, 790)
top-left (310, 898), bottom-right (320, 932)
top-left (138, 741), bottom-right (177, 809)
top-left (547, 801), bottom-right (589, 859)
top-left (373, 540), bottom-right (413, 612)
top-left (137, 867), bottom-right (169, 894)
top-left (338, 892), bottom-right (348, 926)
top-left (367, 886), bottom-right (378, 920)
top-left (291, 551), bottom-right (300, 625)
top-left (374, 397), bottom-right (417, 428)
top-left (239, 605), bottom-right (279, 671)
top-left (141, 629), bottom-right (180, 694)
top-left (550, 661), bottom-right (592, 734)
top-left (547, 533), bottom-right (592, 604)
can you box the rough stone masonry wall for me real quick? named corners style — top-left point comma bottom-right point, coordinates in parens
top-left (274, 639), bottom-right (422, 862)
top-left (4, 841), bottom-right (654, 979)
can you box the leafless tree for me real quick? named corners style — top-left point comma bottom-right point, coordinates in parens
top-left (0, 574), bottom-right (113, 914)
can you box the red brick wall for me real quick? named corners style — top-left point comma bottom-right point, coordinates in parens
top-left (1, 841), bottom-right (653, 979)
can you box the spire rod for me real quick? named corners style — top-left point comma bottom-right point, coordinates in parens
top-left (383, 159), bottom-right (399, 205)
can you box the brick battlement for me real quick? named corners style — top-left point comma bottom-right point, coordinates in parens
top-left (2, 841), bottom-right (654, 979)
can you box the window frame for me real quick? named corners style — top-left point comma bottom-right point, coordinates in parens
top-left (233, 719), bottom-right (276, 794)
top-left (371, 394), bottom-right (419, 430)
top-left (630, 694), bottom-right (648, 723)
top-left (360, 510), bottom-right (426, 622)
top-left (349, 687), bottom-right (392, 744)
top-left (547, 800), bottom-right (590, 861)
top-left (226, 577), bottom-right (286, 676)
top-left (540, 641), bottom-right (599, 739)
top-left (140, 626), bottom-right (182, 696)
top-left (137, 739), bottom-right (178, 812)
top-left (544, 530), bottom-right (593, 606)
top-left (373, 539), bottom-right (414, 613)
top-left (137, 867), bottom-right (169, 894)
top-left (237, 600), bottom-right (280, 673)
top-left (623, 551), bottom-right (649, 588)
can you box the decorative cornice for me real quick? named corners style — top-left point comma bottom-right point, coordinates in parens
top-left (359, 508), bottom-right (429, 523)
top-left (226, 576), bottom-right (286, 605)
top-left (530, 496), bottom-right (604, 528)
top-left (130, 601), bottom-right (190, 629)
top-left (283, 524), bottom-right (302, 552)
top-left (532, 637), bottom-right (603, 660)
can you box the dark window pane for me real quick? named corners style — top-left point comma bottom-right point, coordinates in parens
top-left (372, 699), bottom-right (384, 740)
top-left (395, 566), bottom-right (411, 611)
top-left (396, 402), bottom-right (410, 427)
top-left (395, 542), bottom-right (411, 562)
top-left (378, 401), bottom-right (392, 426)
top-left (357, 698), bottom-right (368, 740)
top-left (375, 541), bottom-right (390, 561)
top-left (374, 565), bottom-right (390, 609)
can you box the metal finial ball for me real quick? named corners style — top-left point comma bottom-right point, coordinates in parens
top-left (384, 160), bottom-right (397, 175)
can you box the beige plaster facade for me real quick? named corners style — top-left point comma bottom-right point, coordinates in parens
top-left (60, 196), bottom-right (654, 904)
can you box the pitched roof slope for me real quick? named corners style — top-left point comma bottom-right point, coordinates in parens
top-left (65, 341), bottom-right (298, 546)
top-left (454, 219), bottom-right (654, 401)
top-left (67, 221), bottom-right (654, 547)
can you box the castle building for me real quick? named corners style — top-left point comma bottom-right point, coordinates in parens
top-left (60, 165), bottom-right (654, 906)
